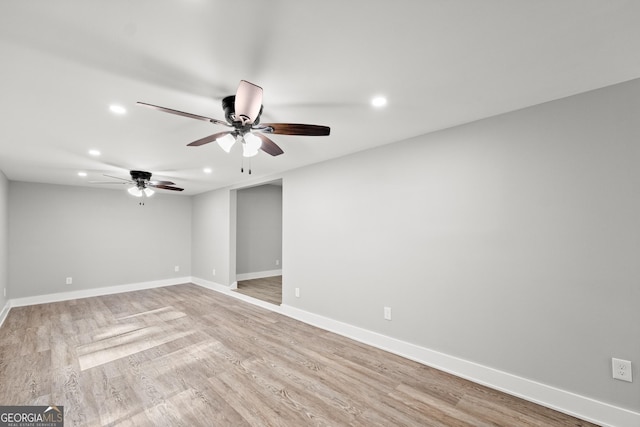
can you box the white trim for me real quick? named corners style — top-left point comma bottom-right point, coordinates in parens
top-left (0, 300), bottom-right (10, 328)
top-left (190, 277), bottom-right (639, 427)
top-left (277, 305), bottom-right (639, 427)
top-left (4, 277), bottom-right (638, 427)
top-left (9, 277), bottom-right (191, 308)
top-left (190, 277), bottom-right (233, 294)
top-left (235, 269), bottom-right (282, 281)
top-left (191, 277), bottom-right (283, 312)
top-left (228, 175), bottom-right (284, 191)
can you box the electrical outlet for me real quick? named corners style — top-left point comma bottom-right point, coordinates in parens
top-left (612, 358), bottom-right (633, 382)
top-left (66, 277), bottom-right (72, 285)
top-left (295, 288), bottom-right (300, 298)
top-left (276, 259), bottom-right (280, 266)
top-left (175, 265), bottom-right (180, 272)
top-left (384, 307), bottom-right (392, 320)
top-left (212, 269), bottom-right (216, 276)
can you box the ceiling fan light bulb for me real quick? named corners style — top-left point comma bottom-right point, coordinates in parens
top-left (128, 186), bottom-right (142, 197)
top-left (243, 132), bottom-right (262, 151)
top-left (143, 188), bottom-right (155, 197)
top-left (216, 134), bottom-right (236, 153)
top-left (242, 145), bottom-right (259, 158)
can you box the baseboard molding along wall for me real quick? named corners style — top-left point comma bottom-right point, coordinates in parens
top-left (190, 276), bottom-right (640, 427)
top-left (8, 276), bottom-right (191, 309)
top-left (0, 301), bottom-right (10, 329)
top-left (1, 276), bottom-right (637, 427)
top-left (235, 269), bottom-right (282, 281)
top-left (191, 277), bottom-right (281, 312)
top-left (276, 305), bottom-right (639, 427)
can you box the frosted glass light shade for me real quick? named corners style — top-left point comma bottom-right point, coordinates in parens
top-left (242, 145), bottom-right (259, 158)
top-left (216, 134), bottom-right (236, 153)
top-left (128, 187), bottom-right (142, 197)
top-left (242, 133), bottom-right (262, 157)
top-left (128, 187), bottom-right (154, 197)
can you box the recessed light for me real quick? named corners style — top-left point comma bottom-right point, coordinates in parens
top-left (88, 149), bottom-right (101, 156)
top-left (203, 167), bottom-right (212, 174)
top-left (78, 172), bottom-right (87, 177)
top-left (371, 96), bottom-right (387, 107)
top-left (109, 104), bottom-right (126, 115)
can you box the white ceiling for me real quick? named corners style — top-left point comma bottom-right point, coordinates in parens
top-left (1, 1), bottom-right (640, 195)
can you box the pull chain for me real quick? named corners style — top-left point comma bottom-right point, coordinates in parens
top-left (239, 157), bottom-right (254, 174)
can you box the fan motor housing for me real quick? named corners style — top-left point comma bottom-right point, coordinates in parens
top-left (222, 95), bottom-right (263, 125)
top-left (130, 170), bottom-right (152, 181)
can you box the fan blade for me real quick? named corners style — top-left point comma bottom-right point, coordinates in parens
top-left (90, 175), bottom-right (132, 184)
top-left (150, 184), bottom-right (184, 191)
top-left (89, 181), bottom-right (130, 184)
top-left (103, 174), bottom-right (132, 182)
top-left (257, 123), bottom-right (330, 136)
top-left (148, 180), bottom-right (175, 186)
top-left (255, 133), bottom-right (284, 156)
top-left (234, 80), bottom-right (263, 124)
top-left (137, 102), bottom-right (229, 126)
top-left (188, 131), bottom-right (234, 147)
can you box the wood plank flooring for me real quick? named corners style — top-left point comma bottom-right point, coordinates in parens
top-left (0, 284), bottom-right (597, 426)
top-left (234, 276), bottom-right (282, 305)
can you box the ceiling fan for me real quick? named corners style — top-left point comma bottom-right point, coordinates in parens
top-left (91, 170), bottom-right (183, 204)
top-left (137, 80), bottom-right (331, 160)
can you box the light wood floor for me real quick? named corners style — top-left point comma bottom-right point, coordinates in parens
top-left (0, 284), bottom-right (597, 426)
top-left (234, 275), bottom-right (282, 305)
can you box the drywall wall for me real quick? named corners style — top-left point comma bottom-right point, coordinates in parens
top-left (8, 182), bottom-right (191, 298)
top-left (236, 184), bottom-right (282, 275)
top-left (0, 170), bottom-right (8, 309)
top-left (191, 188), bottom-right (234, 286)
top-left (281, 78), bottom-right (640, 412)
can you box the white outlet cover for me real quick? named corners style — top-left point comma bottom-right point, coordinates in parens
top-left (384, 307), bottom-right (392, 320)
top-left (612, 358), bottom-right (633, 382)
top-left (175, 266), bottom-right (180, 272)
top-left (295, 288), bottom-right (300, 298)
top-left (66, 277), bottom-right (72, 285)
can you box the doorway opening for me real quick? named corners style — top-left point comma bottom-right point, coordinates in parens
top-left (233, 179), bottom-right (283, 305)
top-left (235, 275), bottom-right (282, 305)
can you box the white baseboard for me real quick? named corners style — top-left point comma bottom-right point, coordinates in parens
top-left (236, 269), bottom-right (282, 281)
top-left (4, 276), bottom-right (638, 427)
top-left (8, 277), bottom-right (191, 308)
top-left (191, 277), bottom-right (282, 312)
top-left (189, 276), bottom-right (639, 427)
top-left (0, 300), bottom-right (10, 328)
top-left (277, 305), bottom-right (639, 427)
top-left (189, 277), bottom-right (232, 294)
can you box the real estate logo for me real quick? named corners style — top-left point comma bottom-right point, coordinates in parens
top-left (0, 405), bottom-right (63, 427)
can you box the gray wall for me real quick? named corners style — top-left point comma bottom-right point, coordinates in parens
top-left (236, 184), bottom-right (282, 275)
top-left (9, 182), bottom-right (191, 298)
top-left (191, 188), bottom-right (234, 286)
top-left (281, 79), bottom-right (640, 411)
top-left (4, 79), bottom-right (638, 413)
top-left (0, 170), bottom-right (8, 308)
